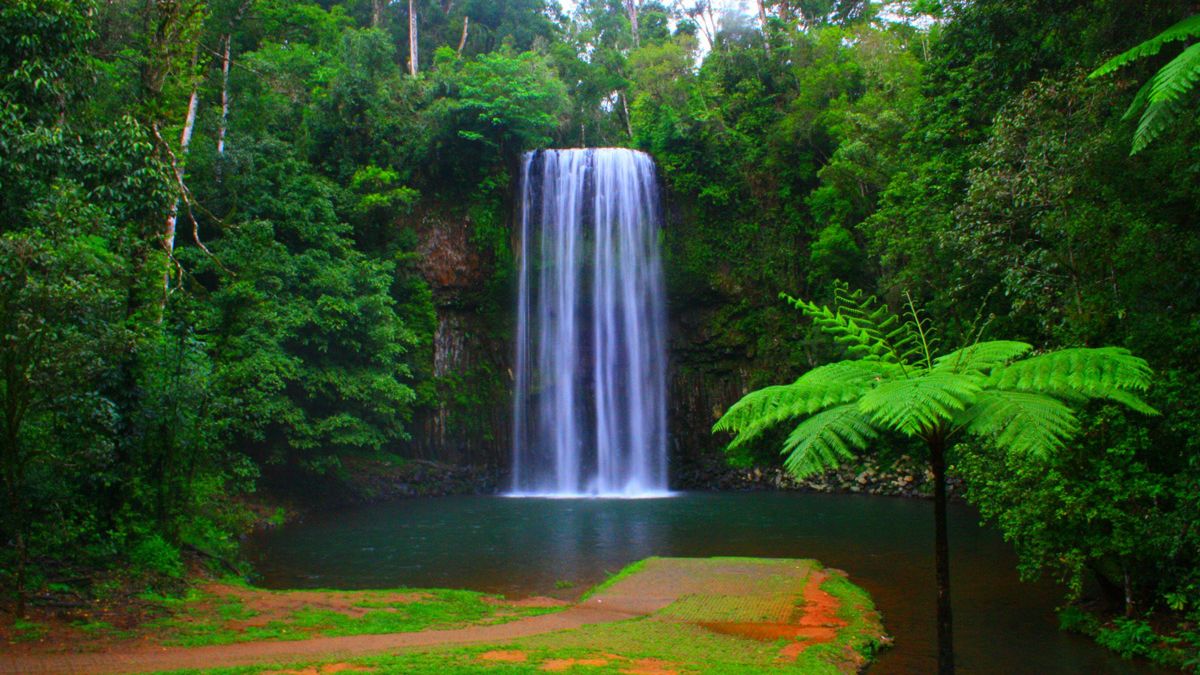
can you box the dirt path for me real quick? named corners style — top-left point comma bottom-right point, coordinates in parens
top-left (0, 557), bottom-right (844, 675)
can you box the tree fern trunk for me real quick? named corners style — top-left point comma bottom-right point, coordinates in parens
top-left (930, 434), bottom-right (955, 674)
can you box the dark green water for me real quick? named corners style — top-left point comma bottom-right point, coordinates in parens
top-left (245, 492), bottom-right (1163, 674)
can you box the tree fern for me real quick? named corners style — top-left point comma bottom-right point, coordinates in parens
top-left (1090, 13), bottom-right (1200, 154)
top-left (713, 286), bottom-right (1157, 674)
top-left (1132, 42), bottom-right (1200, 153)
top-left (782, 282), bottom-right (922, 365)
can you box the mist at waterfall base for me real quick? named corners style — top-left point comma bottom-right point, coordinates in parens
top-left (509, 148), bottom-right (670, 498)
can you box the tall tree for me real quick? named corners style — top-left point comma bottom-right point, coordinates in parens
top-left (408, 0), bottom-right (419, 75)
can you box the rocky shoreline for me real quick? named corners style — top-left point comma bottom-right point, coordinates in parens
top-left (338, 453), bottom-right (964, 503)
top-left (246, 453), bottom-right (964, 534)
top-left (673, 454), bottom-right (965, 499)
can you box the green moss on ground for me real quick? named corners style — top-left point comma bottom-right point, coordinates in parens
top-left (159, 557), bottom-right (887, 674)
top-left (150, 585), bottom-right (562, 647)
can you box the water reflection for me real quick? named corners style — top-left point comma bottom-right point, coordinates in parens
top-left (245, 492), bottom-right (1161, 674)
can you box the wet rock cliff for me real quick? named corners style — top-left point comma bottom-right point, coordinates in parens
top-left (403, 203), bottom-right (512, 471)
top-left (401, 188), bottom-right (796, 490)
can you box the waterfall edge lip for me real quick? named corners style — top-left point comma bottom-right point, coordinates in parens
top-left (501, 491), bottom-right (678, 500)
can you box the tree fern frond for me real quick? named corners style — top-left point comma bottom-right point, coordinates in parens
top-left (713, 361), bottom-right (897, 447)
top-left (1103, 389), bottom-right (1160, 416)
top-left (1122, 76), bottom-right (1155, 121)
top-left (1148, 42), bottom-right (1200, 104)
top-left (903, 291), bottom-right (939, 368)
top-left (784, 293), bottom-right (892, 362)
top-left (987, 347), bottom-right (1153, 405)
top-left (1131, 96), bottom-right (1183, 154)
top-left (783, 282), bottom-right (923, 365)
top-left (956, 390), bottom-right (1078, 457)
top-left (859, 372), bottom-right (981, 436)
top-left (1128, 42), bottom-right (1200, 153)
top-left (780, 404), bottom-right (878, 477)
top-left (934, 340), bottom-right (1032, 375)
top-left (1090, 13), bottom-right (1200, 78)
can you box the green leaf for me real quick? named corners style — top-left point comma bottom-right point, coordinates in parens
top-left (780, 404), bottom-right (878, 477)
top-left (986, 347), bottom-right (1154, 404)
top-left (934, 340), bottom-right (1032, 374)
top-left (1131, 42), bottom-right (1200, 153)
top-left (859, 372), bottom-right (981, 436)
top-left (1090, 14), bottom-right (1200, 78)
top-left (714, 360), bottom-right (898, 448)
top-left (956, 390), bottom-right (1078, 457)
top-left (782, 282), bottom-right (923, 365)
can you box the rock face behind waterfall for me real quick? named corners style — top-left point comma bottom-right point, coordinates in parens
top-left (404, 202), bottom-right (511, 470)
top-left (510, 148), bottom-right (669, 497)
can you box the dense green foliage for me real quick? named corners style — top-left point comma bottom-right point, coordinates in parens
top-left (1091, 13), bottom-right (1200, 154)
top-left (714, 284), bottom-right (1156, 671)
top-left (2, 0), bottom-right (1199, 666)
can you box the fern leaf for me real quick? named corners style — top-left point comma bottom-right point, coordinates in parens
top-left (986, 347), bottom-right (1154, 407)
top-left (1090, 13), bottom-right (1200, 78)
top-left (1129, 42), bottom-right (1200, 153)
top-left (1104, 389), bottom-right (1160, 416)
top-left (1147, 42), bottom-right (1200, 104)
top-left (783, 285), bottom-right (922, 366)
top-left (780, 404), bottom-right (878, 477)
top-left (956, 390), bottom-right (1078, 457)
top-left (713, 360), bottom-right (897, 447)
top-left (859, 372), bottom-right (981, 436)
top-left (1122, 77), bottom-right (1155, 122)
top-left (1131, 96), bottom-right (1181, 154)
top-left (934, 340), bottom-right (1032, 374)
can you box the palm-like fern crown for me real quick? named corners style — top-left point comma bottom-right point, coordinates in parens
top-left (714, 284), bottom-right (1157, 477)
top-left (1090, 13), bottom-right (1200, 154)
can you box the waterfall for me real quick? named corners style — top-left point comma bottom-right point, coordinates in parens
top-left (510, 148), bottom-right (669, 497)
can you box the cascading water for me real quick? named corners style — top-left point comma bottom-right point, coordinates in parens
top-left (510, 148), bottom-right (669, 497)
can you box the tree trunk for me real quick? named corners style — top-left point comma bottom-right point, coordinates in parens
top-left (216, 1), bottom-right (250, 175)
top-left (930, 435), bottom-right (955, 674)
top-left (217, 34), bottom-right (232, 161)
top-left (4, 428), bottom-right (26, 618)
top-left (162, 48), bottom-right (200, 309)
top-left (372, 0), bottom-right (385, 27)
top-left (213, 38), bottom-right (232, 190)
top-left (620, 91), bottom-right (634, 139)
top-left (624, 0), bottom-right (640, 47)
top-left (456, 15), bottom-right (469, 56)
top-left (408, 0), bottom-right (419, 75)
top-left (757, 0), bottom-right (771, 54)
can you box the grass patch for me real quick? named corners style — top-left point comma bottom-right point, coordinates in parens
top-left (794, 572), bottom-right (890, 671)
top-left (68, 619), bottom-right (136, 641)
top-left (579, 558), bottom-right (651, 600)
top-left (156, 557), bottom-right (887, 675)
top-left (149, 585), bottom-right (562, 647)
top-left (11, 618), bottom-right (48, 642)
top-left (156, 644), bottom-right (639, 674)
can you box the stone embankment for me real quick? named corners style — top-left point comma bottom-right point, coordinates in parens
top-left (674, 454), bottom-right (965, 499)
top-left (335, 453), bottom-right (963, 502)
